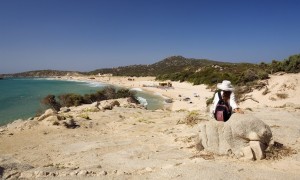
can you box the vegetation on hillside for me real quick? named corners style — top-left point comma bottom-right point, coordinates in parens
top-left (86, 56), bottom-right (231, 76)
top-left (7, 70), bottom-right (83, 78)
top-left (156, 63), bottom-right (269, 86)
top-left (156, 54), bottom-right (300, 86)
top-left (268, 54), bottom-right (300, 73)
top-left (6, 54), bottom-right (300, 88)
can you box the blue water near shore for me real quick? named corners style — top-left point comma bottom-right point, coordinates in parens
top-left (0, 78), bottom-right (164, 125)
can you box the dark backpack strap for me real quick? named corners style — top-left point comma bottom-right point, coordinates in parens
top-left (217, 91), bottom-right (222, 102)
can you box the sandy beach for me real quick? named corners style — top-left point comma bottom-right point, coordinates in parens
top-left (0, 73), bottom-right (300, 179)
top-left (59, 75), bottom-right (215, 112)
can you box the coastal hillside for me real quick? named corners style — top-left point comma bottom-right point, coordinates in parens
top-left (1, 56), bottom-right (228, 78)
top-left (3, 70), bottom-right (83, 78)
top-left (155, 54), bottom-right (300, 86)
top-left (87, 54), bottom-right (300, 86)
top-left (3, 54), bottom-right (300, 88)
top-left (87, 56), bottom-right (232, 76)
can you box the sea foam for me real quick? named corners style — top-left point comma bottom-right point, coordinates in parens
top-left (85, 81), bottom-right (106, 87)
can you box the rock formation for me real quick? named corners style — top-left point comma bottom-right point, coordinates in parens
top-left (198, 113), bottom-right (272, 160)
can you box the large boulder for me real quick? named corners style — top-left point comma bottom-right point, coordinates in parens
top-left (199, 113), bottom-right (272, 160)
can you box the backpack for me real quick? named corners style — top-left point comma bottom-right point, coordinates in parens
top-left (214, 91), bottom-right (231, 122)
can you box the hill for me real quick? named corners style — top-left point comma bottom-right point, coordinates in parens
top-left (85, 54), bottom-right (299, 86)
top-left (3, 70), bottom-right (83, 78)
top-left (2, 56), bottom-right (227, 78)
top-left (3, 54), bottom-right (300, 87)
top-left (86, 56), bottom-right (232, 76)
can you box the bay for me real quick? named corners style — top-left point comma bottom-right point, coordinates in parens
top-left (0, 78), bottom-right (164, 125)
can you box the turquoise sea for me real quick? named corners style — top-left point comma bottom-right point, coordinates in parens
top-left (0, 78), bottom-right (164, 125)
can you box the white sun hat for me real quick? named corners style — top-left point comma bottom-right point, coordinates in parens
top-left (217, 80), bottom-right (234, 91)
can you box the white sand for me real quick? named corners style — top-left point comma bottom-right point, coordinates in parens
top-left (0, 73), bottom-right (300, 179)
top-left (240, 73), bottom-right (300, 109)
top-left (60, 75), bottom-right (215, 112)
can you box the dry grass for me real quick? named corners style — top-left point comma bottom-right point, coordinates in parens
top-left (77, 113), bottom-right (90, 120)
top-left (52, 121), bottom-right (60, 126)
top-left (262, 87), bottom-right (270, 95)
top-left (265, 141), bottom-right (297, 160)
top-left (177, 111), bottom-right (206, 126)
top-left (138, 118), bottom-right (155, 124)
top-left (190, 151), bottom-right (215, 160)
top-left (276, 93), bottom-right (288, 99)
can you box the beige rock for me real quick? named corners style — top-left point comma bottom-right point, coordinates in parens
top-left (40, 115), bottom-right (59, 126)
top-left (198, 113), bottom-right (272, 159)
top-left (241, 146), bottom-right (254, 160)
top-left (38, 109), bottom-right (56, 121)
top-left (250, 141), bottom-right (266, 160)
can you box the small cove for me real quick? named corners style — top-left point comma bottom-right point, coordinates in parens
top-left (0, 78), bottom-right (164, 125)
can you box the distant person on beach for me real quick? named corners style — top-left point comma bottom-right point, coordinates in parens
top-left (211, 80), bottom-right (243, 122)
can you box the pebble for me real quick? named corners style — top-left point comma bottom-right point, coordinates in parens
top-left (69, 171), bottom-right (78, 176)
top-left (145, 167), bottom-right (153, 172)
top-left (77, 170), bottom-right (88, 176)
top-left (98, 170), bottom-right (108, 176)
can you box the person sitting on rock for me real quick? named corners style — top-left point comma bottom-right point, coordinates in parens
top-left (211, 80), bottom-right (243, 121)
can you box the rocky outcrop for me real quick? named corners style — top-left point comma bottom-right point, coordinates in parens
top-left (0, 156), bottom-right (34, 179)
top-left (198, 113), bottom-right (272, 160)
top-left (38, 109), bottom-right (57, 121)
top-left (102, 100), bottom-right (120, 110)
top-left (0, 156), bottom-right (109, 179)
top-left (63, 119), bottom-right (79, 129)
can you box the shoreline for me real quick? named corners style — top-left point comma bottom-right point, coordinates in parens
top-left (0, 73), bottom-right (300, 179)
top-left (0, 77), bottom-right (166, 126)
top-left (3, 72), bottom-right (300, 126)
top-left (56, 75), bottom-right (214, 112)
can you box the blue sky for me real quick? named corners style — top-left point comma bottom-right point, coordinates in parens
top-left (1, 0), bottom-right (300, 73)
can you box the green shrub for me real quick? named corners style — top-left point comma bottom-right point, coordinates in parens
top-left (41, 87), bottom-right (138, 109)
top-left (41, 94), bottom-right (61, 111)
top-left (83, 93), bottom-right (97, 104)
top-left (103, 86), bottom-right (116, 99)
top-left (115, 88), bottom-right (133, 98)
top-left (282, 54), bottom-right (300, 73)
top-left (58, 93), bottom-right (84, 107)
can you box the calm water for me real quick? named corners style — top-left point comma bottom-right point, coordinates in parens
top-left (0, 78), bottom-right (164, 125)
